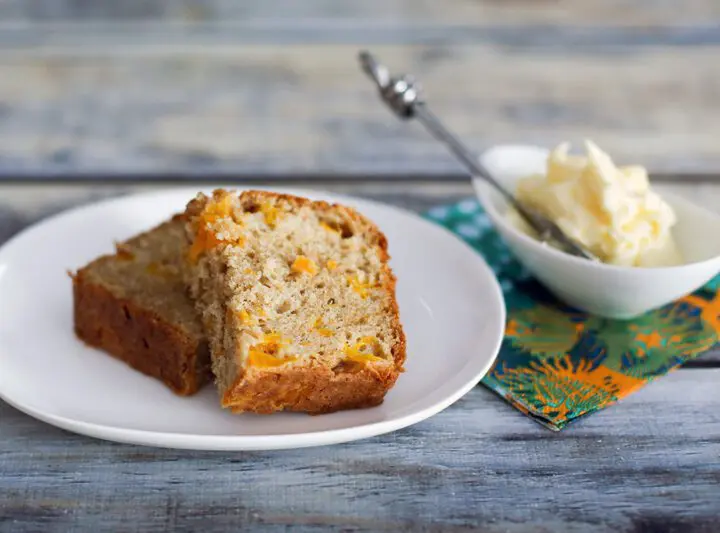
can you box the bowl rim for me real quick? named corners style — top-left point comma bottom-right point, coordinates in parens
top-left (473, 144), bottom-right (720, 274)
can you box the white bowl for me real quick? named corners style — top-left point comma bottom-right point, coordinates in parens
top-left (472, 144), bottom-right (720, 319)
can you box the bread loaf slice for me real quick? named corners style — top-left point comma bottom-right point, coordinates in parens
top-left (183, 189), bottom-right (406, 414)
top-left (72, 215), bottom-right (211, 396)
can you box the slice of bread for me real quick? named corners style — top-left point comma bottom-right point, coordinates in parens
top-left (72, 215), bottom-right (211, 396)
top-left (183, 189), bottom-right (406, 414)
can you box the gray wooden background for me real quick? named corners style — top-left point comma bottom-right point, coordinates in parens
top-left (0, 0), bottom-right (719, 178)
top-left (2, 3), bottom-right (720, 531)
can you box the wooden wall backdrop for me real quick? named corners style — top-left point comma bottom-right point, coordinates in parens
top-left (0, 0), bottom-right (719, 179)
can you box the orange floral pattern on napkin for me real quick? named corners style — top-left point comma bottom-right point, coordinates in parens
top-left (426, 199), bottom-right (719, 430)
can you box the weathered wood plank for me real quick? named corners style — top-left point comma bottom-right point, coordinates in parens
top-left (2, 370), bottom-right (720, 532)
top-left (1, 0), bottom-right (720, 26)
top-left (1, 45), bottom-right (719, 177)
top-left (3, 20), bottom-right (720, 48)
top-left (0, 1), bottom-right (718, 177)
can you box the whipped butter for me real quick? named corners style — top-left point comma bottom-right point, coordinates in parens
top-left (508, 141), bottom-right (682, 267)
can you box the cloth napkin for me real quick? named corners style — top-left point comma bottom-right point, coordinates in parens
top-left (425, 199), bottom-right (720, 430)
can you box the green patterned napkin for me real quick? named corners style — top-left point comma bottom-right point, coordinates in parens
top-left (425, 199), bottom-right (719, 430)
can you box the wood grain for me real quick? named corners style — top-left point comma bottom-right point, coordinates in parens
top-left (0, 0), bottom-right (719, 178)
top-left (1, 0), bottom-right (720, 26)
top-left (2, 371), bottom-right (720, 532)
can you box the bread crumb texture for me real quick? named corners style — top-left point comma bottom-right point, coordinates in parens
top-left (184, 189), bottom-right (406, 414)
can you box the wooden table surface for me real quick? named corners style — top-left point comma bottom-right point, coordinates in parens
top-left (1, 0), bottom-right (720, 178)
top-left (1, 179), bottom-right (719, 533)
top-left (2, 2), bottom-right (719, 530)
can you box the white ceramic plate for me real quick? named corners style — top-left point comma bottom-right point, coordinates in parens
top-left (0, 187), bottom-right (504, 451)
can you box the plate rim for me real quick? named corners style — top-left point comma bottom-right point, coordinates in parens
top-left (0, 186), bottom-right (506, 450)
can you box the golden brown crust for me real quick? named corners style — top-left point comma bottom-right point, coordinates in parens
top-left (184, 189), bottom-right (407, 413)
top-left (72, 216), bottom-right (212, 396)
top-left (227, 360), bottom-right (400, 415)
top-left (72, 270), bottom-right (211, 396)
